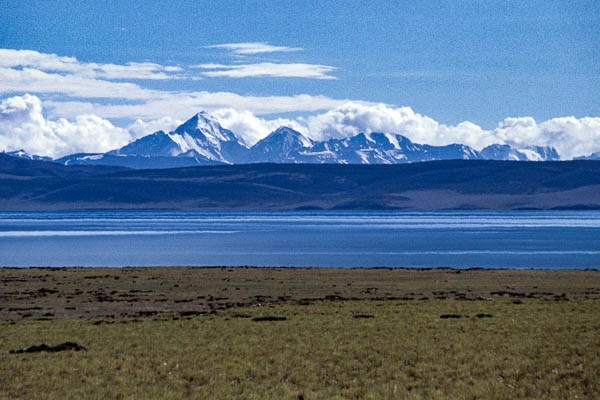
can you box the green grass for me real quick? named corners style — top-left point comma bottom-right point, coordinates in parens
top-left (2, 299), bottom-right (599, 399)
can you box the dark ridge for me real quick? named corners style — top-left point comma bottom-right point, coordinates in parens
top-left (0, 152), bottom-right (128, 177)
top-left (1, 154), bottom-right (599, 210)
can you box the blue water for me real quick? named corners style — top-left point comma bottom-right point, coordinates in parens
top-left (0, 211), bottom-right (598, 268)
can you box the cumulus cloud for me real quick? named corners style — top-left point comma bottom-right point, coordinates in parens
top-left (204, 42), bottom-right (303, 55)
top-left (211, 109), bottom-right (307, 146)
top-left (193, 63), bottom-right (336, 79)
top-left (0, 94), bottom-right (305, 156)
top-left (305, 103), bottom-right (439, 141)
top-left (495, 116), bottom-right (600, 159)
top-left (303, 102), bottom-right (600, 159)
top-left (0, 94), bottom-right (191, 158)
top-left (0, 94), bottom-right (133, 158)
top-left (127, 117), bottom-right (183, 140)
top-left (2, 96), bottom-right (600, 161)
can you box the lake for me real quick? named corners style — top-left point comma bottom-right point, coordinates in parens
top-left (0, 210), bottom-right (598, 268)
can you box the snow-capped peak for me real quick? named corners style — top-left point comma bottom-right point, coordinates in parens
top-left (174, 112), bottom-right (238, 144)
top-left (268, 126), bottom-right (313, 147)
top-left (156, 111), bottom-right (249, 163)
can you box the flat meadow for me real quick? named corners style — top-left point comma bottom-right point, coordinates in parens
top-left (1, 267), bottom-right (599, 399)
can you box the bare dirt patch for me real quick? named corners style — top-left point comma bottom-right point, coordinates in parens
top-left (1, 267), bottom-right (599, 321)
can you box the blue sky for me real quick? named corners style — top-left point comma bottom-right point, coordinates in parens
top-left (0, 0), bottom-right (599, 158)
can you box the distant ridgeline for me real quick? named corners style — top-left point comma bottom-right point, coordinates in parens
top-left (5, 112), bottom-right (578, 170)
top-left (1, 152), bottom-right (600, 210)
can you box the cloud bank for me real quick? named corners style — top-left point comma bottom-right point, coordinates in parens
top-left (2, 95), bottom-right (599, 160)
top-left (303, 103), bottom-right (600, 159)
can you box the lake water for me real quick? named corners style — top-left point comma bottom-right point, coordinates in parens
top-left (0, 211), bottom-right (599, 268)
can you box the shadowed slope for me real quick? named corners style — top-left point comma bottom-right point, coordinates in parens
top-left (1, 155), bottom-right (600, 210)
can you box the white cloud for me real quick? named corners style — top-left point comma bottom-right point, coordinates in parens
top-left (204, 42), bottom-right (303, 55)
top-left (127, 116), bottom-right (183, 140)
top-left (0, 49), bottom-right (183, 80)
top-left (211, 109), bottom-right (307, 146)
top-left (1, 65), bottom-right (343, 111)
top-left (44, 93), bottom-right (364, 120)
top-left (496, 116), bottom-right (600, 159)
top-left (0, 94), bottom-right (133, 158)
top-left (304, 102), bottom-right (513, 149)
top-left (304, 102), bottom-right (600, 159)
top-left (212, 104), bottom-right (600, 158)
top-left (1, 47), bottom-right (599, 160)
top-left (0, 49), bottom-right (342, 119)
top-left (2, 95), bottom-right (599, 160)
top-left (193, 62), bottom-right (336, 79)
top-left (0, 95), bottom-right (305, 156)
top-left (305, 103), bottom-right (440, 142)
top-left (0, 67), bottom-right (163, 99)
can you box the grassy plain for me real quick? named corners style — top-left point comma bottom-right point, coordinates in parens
top-left (1, 267), bottom-right (599, 399)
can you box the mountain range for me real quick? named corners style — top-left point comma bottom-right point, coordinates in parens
top-left (6, 112), bottom-right (562, 169)
top-left (1, 153), bottom-right (599, 211)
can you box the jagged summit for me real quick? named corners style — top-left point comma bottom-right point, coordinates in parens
top-left (174, 112), bottom-right (239, 144)
top-left (59, 111), bottom-right (248, 167)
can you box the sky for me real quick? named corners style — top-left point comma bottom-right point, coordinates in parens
top-left (0, 0), bottom-right (599, 159)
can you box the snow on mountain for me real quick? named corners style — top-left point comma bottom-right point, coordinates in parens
top-left (59, 112), bottom-right (250, 168)
top-left (575, 151), bottom-right (600, 160)
top-left (305, 133), bottom-right (481, 164)
top-left (248, 127), bottom-right (313, 163)
top-left (5, 149), bottom-right (53, 162)
top-left (480, 144), bottom-right (560, 161)
top-left (169, 112), bottom-right (249, 163)
top-left (52, 112), bottom-right (564, 169)
top-left (111, 111), bottom-right (250, 163)
top-left (109, 131), bottom-right (181, 157)
top-left (56, 152), bottom-right (214, 169)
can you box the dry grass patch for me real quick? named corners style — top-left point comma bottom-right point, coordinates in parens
top-left (1, 299), bottom-right (599, 399)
